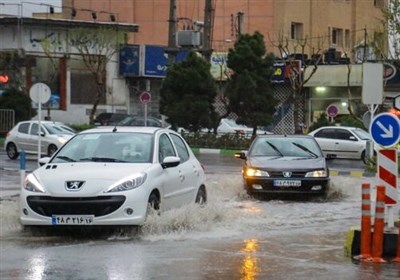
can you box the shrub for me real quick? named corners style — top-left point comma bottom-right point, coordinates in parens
top-left (0, 89), bottom-right (35, 123)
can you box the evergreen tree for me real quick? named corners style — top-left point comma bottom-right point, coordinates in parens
top-left (160, 52), bottom-right (217, 132)
top-left (226, 31), bottom-right (277, 137)
top-left (0, 89), bottom-right (35, 123)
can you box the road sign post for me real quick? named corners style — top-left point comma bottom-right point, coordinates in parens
top-left (139, 91), bottom-right (151, 127)
top-left (29, 83), bottom-right (51, 165)
top-left (377, 149), bottom-right (398, 228)
top-left (370, 113), bottom-right (400, 228)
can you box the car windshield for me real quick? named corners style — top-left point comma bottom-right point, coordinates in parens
top-left (51, 132), bottom-right (153, 163)
top-left (352, 129), bottom-right (370, 140)
top-left (249, 137), bottom-right (322, 158)
top-left (43, 123), bottom-right (75, 135)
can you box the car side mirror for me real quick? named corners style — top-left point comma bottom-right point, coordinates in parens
top-left (38, 157), bottom-right (51, 166)
top-left (349, 136), bottom-right (356, 141)
top-left (161, 156), bottom-right (180, 169)
top-left (234, 151), bottom-right (247, 160)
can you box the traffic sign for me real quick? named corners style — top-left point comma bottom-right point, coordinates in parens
top-left (369, 112), bottom-right (400, 148)
top-left (326, 104), bottom-right (338, 117)
top-left (139, 91), bottom-right (151, 104)
top-left (394, 95), bottom-right (400, 110)
top-left (29, 82), bottom-right (51, 104)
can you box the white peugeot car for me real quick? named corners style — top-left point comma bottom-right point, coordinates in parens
top-left (20, 126), bottom-right (207, 227)
top-left (308, 126), bottom-right (375, 163)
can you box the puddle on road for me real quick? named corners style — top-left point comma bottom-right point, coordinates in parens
top-left (0, 175), bottom-right (378, 244)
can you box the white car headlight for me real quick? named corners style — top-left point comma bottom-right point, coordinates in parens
top-left (58, 137), bottom-right (67, 144)
top-left (245, 168), bottom-right (270, 177)
top-left (305, 170), bottom-right (328, 178)
top-left (24, 173), bottom-right (45, 193)
top-left (105, 173), bottom-right (147, 193)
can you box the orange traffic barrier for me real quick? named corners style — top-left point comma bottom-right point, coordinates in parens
top-left (359, 183), bottom-right (372, 260)
top-left (392, 224), bottom-right (400, 262)
top-left (370, 185), bottom-right (386, 263)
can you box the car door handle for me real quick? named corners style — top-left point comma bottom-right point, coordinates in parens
top-left (179, 170), bottom-right (185, 182)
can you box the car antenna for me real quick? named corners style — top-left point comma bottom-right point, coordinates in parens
top-left (112, 126), bottom-right (117, 133)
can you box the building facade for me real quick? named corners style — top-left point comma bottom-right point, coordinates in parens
top-left (62, 0), bottom-right (385, 60)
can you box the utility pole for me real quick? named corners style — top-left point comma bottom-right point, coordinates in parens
top-left (202, 0), bottom-right (214, 62)
top-left (166, 0), bottom-right (177, 65)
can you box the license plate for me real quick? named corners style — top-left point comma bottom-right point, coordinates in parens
top-left (273, 180), bottom-right (301, 187)
top-left (52, 215), bottom-right (94, 225)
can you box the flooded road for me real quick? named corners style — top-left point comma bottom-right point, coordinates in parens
top-left (1, 171), bottom-right (399, 280)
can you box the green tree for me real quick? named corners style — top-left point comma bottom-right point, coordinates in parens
top-left (0, 89), bottom-right (35, 123)
top-left (160, 52), bottom-right (217, 132)
top-left (226, 31), bottom-right (277, 137)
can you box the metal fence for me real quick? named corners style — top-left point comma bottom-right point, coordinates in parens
top-left (0, 109), bottom-right (15, 136)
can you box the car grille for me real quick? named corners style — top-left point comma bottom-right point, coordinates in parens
top-left (268, 171), bottom-right (308, 178)
top-left (27, 196), bottom-right (126, 217)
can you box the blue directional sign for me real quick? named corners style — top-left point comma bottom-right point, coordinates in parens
top-left (369, 113), bottom-right (400, 147)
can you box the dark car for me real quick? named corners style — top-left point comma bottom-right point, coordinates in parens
top-left (235, 134), bottom-right (330, 198)
top-left (117, 115), bottom-right (167, 127)
top-left (93, 113), bottom-right (129, 126)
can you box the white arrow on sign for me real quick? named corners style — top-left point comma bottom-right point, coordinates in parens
top-left (377, 121), bottom-right (393, 138)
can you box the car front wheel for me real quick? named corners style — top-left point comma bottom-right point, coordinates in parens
top-left (195, 186), bottom-right (207, 205)
top-left (6, 143), bottom-right (19, 159)
top-left (147, 192), bottom-right (160, 216)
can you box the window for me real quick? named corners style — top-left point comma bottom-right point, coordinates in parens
top-left (335, 129), bottom-right (354, 141)
top-left (332, 28), bottom-right (343, 46)
top-left (314, 129), bottom-right (335, 139)
top-left (159, 134), bottom-right (176, 162)
top-left (345, 29), bottom-right (350, 49)
top-left (18, 123), bottom-right (30, 134)
top-left (291, 22), bottom-right (303, 40)
top-left (170, 134), bottom-right (189, 162)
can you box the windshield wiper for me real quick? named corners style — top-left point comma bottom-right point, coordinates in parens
top-left (54, 155), bottom-right (76, 162)
top-left (291, 142), bottom-right (318, 158)
top-left (79, 157), bottom-right (126, 162)
top-left (265, 141), bottom-right (284, 157)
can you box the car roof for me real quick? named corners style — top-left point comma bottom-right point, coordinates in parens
top-left (256, 134), bottom-right (315, 139)
top-left (313, 126), bottom-right (361, 129)
top-left (78, 126), bottom-right (168, 134)
top-left (17, 120), bottom-right (66, 125)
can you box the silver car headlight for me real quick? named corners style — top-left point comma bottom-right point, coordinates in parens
top-left (105, 172), bottom-right (147, 193)
top-left (305, 170), bottom-right (328, 178)
top-left (24, 173), bottom-right (45, 193)
top-left (245, 167), bottom-right (270, 177)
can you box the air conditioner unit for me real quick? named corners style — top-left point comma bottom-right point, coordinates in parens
top-left (176, 31), bottom-right (202, 47)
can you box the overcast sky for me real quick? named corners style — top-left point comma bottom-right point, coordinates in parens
top-left (0, 0), bottom-right (62, 17)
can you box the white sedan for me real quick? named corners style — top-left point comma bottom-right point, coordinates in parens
top-left (214, 118), bottom-right (271, 137)
top-left (308, 126), bottom-right (375, 162)
top-left (20, 126), bottom-right (207, 227)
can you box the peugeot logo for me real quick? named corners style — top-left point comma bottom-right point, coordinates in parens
top-left (65, 181), bottom-right (85, 191)
top-left (283, 172), bottom-right (292, 178)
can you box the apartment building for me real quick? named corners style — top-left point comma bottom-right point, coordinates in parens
top-left (62, 0), bottom-right (385, 60)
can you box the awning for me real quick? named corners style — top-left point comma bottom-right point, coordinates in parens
top-left (304, 64), bottom-right (362, 87)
